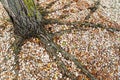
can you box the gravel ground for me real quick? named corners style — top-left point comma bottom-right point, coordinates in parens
top-left (0, 0), bottom-right (120, 80)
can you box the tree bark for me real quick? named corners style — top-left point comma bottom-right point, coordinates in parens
top-left (1, 0), bottom-right (97, 80)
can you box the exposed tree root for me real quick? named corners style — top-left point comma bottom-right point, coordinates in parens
top-left (37, 34), bottom-right (97, 80)
top-left (1, 0), bottom-right (119, 80)
top-left (11, 36), bottom-right (24, 80)
top-left (3, 28), bottom-right (98, 80)
top-left (48, 20), bottom-right (120, 37)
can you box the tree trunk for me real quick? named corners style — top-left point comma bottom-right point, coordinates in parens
top-left (1, 0), bottom-right (97, 80)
